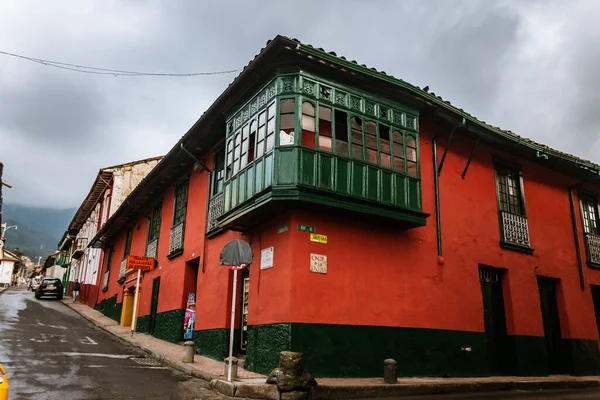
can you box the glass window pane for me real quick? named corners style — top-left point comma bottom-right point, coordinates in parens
top-left (380, 140), bottom-right (390, 154)
top-left (280, 114), bottom-right (294, 131)
top-left (240, 157), bottom-right (248, 169)
top-left (302, 115), bottom-right (315, 132)
top-left (227, 140), bottom-right (233, 152)
top-left (302, 102), bottom-right (315, 116)
top-left (392, 130), bottom-right (403, 144)
top-left (407, 161), bottom-right (417, 176)
top-left (256, 140), bottom-right (265, 158)
top-left (266, 134), bottom-right (275, 152)
top-left (268, 119), bottom-right (276, 137)
top-left (406, 135), bottom-right (416, 148)
top-left (407, 147), bottom-right (417, 162)
top-left (381, 153), bottom-right (391, 168)
top-left (394, 157), bottom-right (405, 172)
top-left (258, 125), bottom-right (266, 141)
top-left (267, 102), bottom-right (275, 118)
top-left (241, 139), bottom-right (248, 154)
top-left (242, 124), bottom-right (249, 139)
top-left (250, 120), bottom-right (257, 133)
top-left (319, 136), bottom-right (332, 152)
top-left (393, 143), bottom-right (403, 158)
top-left (366, 134), bottom-right (377, 150)
top-left (352, 144), bottom-right (363, 160)
top-left (319, 106), bottom-right (331, 121)
top-left (234, 145), bottom-right (240, 159)
top-left (259, 112), bottom-right (266, 126)
top-left (366, 121), bottom-right (376, 135)
top-left (367, 148), bottom-right (377, 164)
top-left (280, 98), bottom-right (295, 113)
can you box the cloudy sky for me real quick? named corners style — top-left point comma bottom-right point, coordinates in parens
top-left (1, 0), bottom-right (598, 209)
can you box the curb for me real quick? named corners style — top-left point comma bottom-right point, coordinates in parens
top-left (60, 300), bottom-right (219, 382)
top-left (60, 301), bottom-right (600, 399)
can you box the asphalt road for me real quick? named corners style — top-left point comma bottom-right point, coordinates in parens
top-left (0, 288), bottom-right (226, 400)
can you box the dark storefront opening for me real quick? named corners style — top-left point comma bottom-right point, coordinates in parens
top-left (479, 266), bottom-right (513, 375)
top-left (239, 267), bottom-right (250, 354)
top-left (591, 285), bottom-right (600, 338)
top-left (537, 276), bottom-right (569, 374)
top-left (149, 277), bottom-right (161, 335)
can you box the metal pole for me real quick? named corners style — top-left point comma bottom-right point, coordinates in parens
top-left (131, 269), bottom-right (141, 336)
top-left (227, 268), bottom-right (238, 382)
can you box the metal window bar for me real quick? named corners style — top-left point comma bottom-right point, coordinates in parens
top-left (119, 258), bottom-right (127, 279)
top-left (146, 238), bottom-right (158, 259)
top-left (169, 222), bottom-right (184, 255)
top-left (501, 211), bottom-right (531, 247)
top-left (103, 270), bottom-right (109, 290)
top-left (207, 192), bottom-right (224, 232)
top-left (586, 233), bottom-right (600, 264)
top-left (479, 268), bottom-right (501, 283)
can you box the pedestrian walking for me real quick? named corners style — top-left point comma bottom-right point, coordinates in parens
top-left (73, 279), bottom-right (81, 303)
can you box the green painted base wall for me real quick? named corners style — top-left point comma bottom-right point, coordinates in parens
top-left (154, 308), bottom-right (185, 343)
top-left (245, 324), bottom-right (292, 375)
top-left (194, 328), bottom-right (232, 361)
top-left (96, 295), bottom-right (122, 323)
top-left (242, 323), bottom-right (600, 378)
top-left (510, 335), bottom-right (548, 376)
top-left (568, 339), bottom-right (600, 376)
top-left (136, 314), bottom-right (150, 334)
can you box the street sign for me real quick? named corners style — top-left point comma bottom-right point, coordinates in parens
top-left (310, 233), bottom-right (328, 244)
top-left (126, 255), bottom-right (155, 271)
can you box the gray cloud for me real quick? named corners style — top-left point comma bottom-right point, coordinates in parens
top-left (0, 0), bottom-right (597, 208)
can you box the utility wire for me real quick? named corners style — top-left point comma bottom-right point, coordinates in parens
top-left (0, 49), bottom-right (242, 77)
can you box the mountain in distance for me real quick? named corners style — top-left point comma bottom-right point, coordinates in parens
top-left (2, 203), bottom-right (76, 260)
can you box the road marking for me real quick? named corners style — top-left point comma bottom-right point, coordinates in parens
top-left (78, 336), bottom-right (98, 345)
top-left (55, 352), bottom-right (134, 359)
top-left (36, 319), bottom-right (67, 330)
top-left (83, 365), bottom-right (168, 370)
top-left (29, 333), bottom-right (49, 343)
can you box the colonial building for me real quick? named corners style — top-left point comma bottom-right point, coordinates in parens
top-left (59, 157), bottom-right (162, 307)
top-left (90, 36), bottom-right (600, 378)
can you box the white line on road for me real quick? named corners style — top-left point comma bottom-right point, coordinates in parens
top-left (53, 352), bottom-right (135, 358)
top-left (78, 336), bottom-right (98, 345)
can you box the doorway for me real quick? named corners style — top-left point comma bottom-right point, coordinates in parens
top-left (479, 266), bottom-right (512, 375)
top-left (149, 277), bottom-right (161, 335)
top-left (591, 285), bottom-right (600, 338)
top-left (537, 277), bottom-right (567, 374)
top-left (239, 267), bottom-right (250, 353)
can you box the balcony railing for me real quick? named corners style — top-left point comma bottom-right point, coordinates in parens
top-left (169, 223), bottom-right (184, 256)
top-left (72, 237), bottom-right (88, 260)
top-left (146, 238), bottom-right (158, 259)
top-left (586, 233), bottom-right (600, 265)
top-left (500, 212), bottom-right (531, 248)
top-left (207, 192), bottom-right (224, 232)
top-left (119, 258), bottom-right (127, 279)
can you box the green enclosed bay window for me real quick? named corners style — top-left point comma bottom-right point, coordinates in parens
top-left (495, 162), bottom-right (531, 251)
top-left (579, 192), bottom-right (600, 266)
top-left (297, 99), bottom-right (419, 177)
top-left (211, 73), bottom-right (426, 232)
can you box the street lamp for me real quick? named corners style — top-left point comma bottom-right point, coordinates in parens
top-left (0, 223), bottom-right (17, 238)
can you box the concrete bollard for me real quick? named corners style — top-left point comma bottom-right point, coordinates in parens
top-left (383, 359), bottom-right (397, 384)
top-left (224, 356), bottom-right (238, 379)
top-left (183, 341), bottom-right (195, 363)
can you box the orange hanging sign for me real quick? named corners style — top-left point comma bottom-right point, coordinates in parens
top-left (126, 255), bottom-right (155, 271)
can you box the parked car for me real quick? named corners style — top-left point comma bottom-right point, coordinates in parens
top-left (35, 278), bottom-right (63, 300)
top-left (0, 363), bottom-right (8, 400)
top-left (29, 276), bottom-right (42, 292)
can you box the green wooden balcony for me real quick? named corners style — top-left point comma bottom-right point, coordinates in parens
top-left (207, 72), bottom-right (428, 234)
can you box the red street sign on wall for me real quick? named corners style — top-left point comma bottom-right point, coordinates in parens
top-left (126, 255), bottom-right (155, 271)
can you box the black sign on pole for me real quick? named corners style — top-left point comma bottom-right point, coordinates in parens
top-left (220, 239), bottom-right (253, 267)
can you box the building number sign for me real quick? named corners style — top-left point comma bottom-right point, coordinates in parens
top-left (310, 253), bottom-right (327, 274)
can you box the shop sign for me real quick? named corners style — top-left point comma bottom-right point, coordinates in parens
top-left (310, 233), bottom-right (327, 244)
top-left (126, 255), bottom-right (155, 271)
top-left (310, 253), bottom-right (327, 274)
top-left (260, 247), bottom-right (274, 270)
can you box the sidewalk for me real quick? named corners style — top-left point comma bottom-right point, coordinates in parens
top-left (62, 298), bottom-right (600, 399)
top-left (61, 298), bottom-right (264, 381)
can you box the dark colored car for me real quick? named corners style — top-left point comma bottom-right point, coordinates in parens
top-left (35, 278), bottom-right (64, 300)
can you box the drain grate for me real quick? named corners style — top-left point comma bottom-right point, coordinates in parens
top-left (130, 357), bottom-right (162, 366)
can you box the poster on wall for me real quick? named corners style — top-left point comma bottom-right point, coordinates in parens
top-left (183, 292), bottom-right (196, 340)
